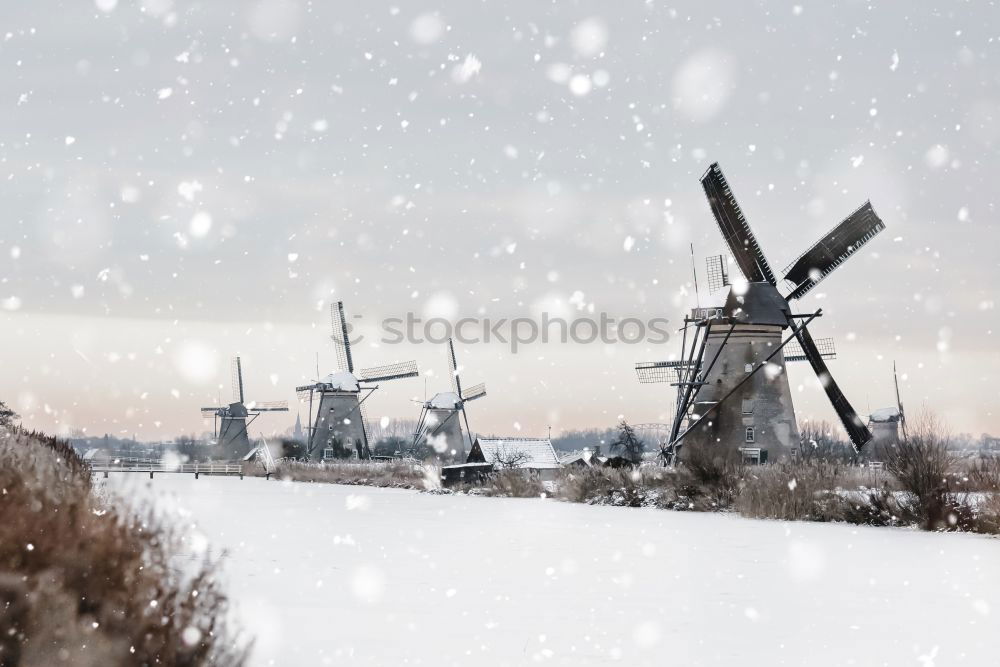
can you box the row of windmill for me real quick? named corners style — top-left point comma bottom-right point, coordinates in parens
top-left (201, 302), bottom-right (484, 463)
top-left (203, 161), bottom-right (891, 467)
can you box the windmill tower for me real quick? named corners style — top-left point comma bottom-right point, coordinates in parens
top-left (296, 301), bottom-right (419, 461)
top-left (201, 356), bottom-right (289, 459)
top-left (637, 162), bottom-right (885, 463)
top-left (412, 338), bottom-right (487, 462)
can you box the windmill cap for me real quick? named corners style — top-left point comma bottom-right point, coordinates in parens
top-left (723, 282), bottom-right (790, 327)
top-left (428, 391), bottom-right (461, 409)
top-left (869, 407), bottom-right (901, 423)
top-left (319, 371), bottom-right (360, 392)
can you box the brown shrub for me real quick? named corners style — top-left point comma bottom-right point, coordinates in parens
top-left (0, 428), bottom-right (246, 666)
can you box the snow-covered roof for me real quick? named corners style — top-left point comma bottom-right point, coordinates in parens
top-left (319, 371), bottom-right (359, 392)
top-left (560, 449), bottom-right (597, 466)
top-left (870, 407), bottom-right (901, 423)
top-left (428, 391), bottom-right (461, 409)
top-left (471, 437), bottom-right (561, 469)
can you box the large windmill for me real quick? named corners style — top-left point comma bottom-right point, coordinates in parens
top-left (201, 356), bottom-right (289, 459)
top-left (412, 338), bottom-right (487, 461)
top-left (296, 301), bottom-right (419, 461)
top-left (637, 162), bottom-right (885, 463)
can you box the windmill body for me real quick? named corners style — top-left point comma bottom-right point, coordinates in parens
top-left (308, 372), bottom-right (369, 460)
top-left (637, 162), bottom-right (885, 463)
top-left (687, 285), bottom-right (801, 461)
top-left (217, 401), bottom-right (251, 458)
top-left (420, 392), bottom-right (467, 460)
top-left (298, 302), bottom-right (419, 461)
top-left (201, 356), bottom-right (289, 460)
top-left (412, 340), bottom-right (486, 462)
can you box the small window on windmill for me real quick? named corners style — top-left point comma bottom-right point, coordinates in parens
top-left (745, 427), bottom-right (755, 443)
top-left (741, 399), bottom-right (754, 415)
top-left (744, 363), bottom-right (753, 373)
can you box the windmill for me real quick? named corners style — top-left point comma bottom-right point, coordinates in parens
top-left (201, 356), bottom-right (289, 459)
top-left (296, 301), bottom-right (419, 461)
top-left (412, 338), bottom-right (487, 461)
top-left (637, 162), bottom-right (885, 462)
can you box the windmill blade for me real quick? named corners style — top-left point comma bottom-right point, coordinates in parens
top-left (462, 382), bottom-right (486, 402)
top-left (447, 338), bottom-right (462, 397)
top-left (788, 319), bottom-right (872, 450)
top-left (330, 301), bottom-right (354, 373)
top-left (200, 407), bottom-right (224, 417)
top-left (358, 400), bottom-right (373, 459)
top-left (356, 360), bottom-right (419, 383)
top-left (249, 400), bottom-right (289, 412)
top-left (295, 384), bottom-right (318, 395)
top-left (783, 337), bottom-right (835, 362)
top-left (705, 254), bottom-right (730, 294)
top-left (635, 360), bottom-right (693, 384)
top-left (783, 201), bottom-right (885, 300)
top-left (231, 357), bottom-right (245, 404)
top-left (700, 163), bottom-right (777, 286)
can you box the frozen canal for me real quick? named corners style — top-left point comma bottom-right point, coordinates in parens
top-left (106, 475), bottom-right (1000, 666)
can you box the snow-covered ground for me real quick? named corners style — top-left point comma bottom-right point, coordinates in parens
top-left (106, 475), bottom-right (1000, 666)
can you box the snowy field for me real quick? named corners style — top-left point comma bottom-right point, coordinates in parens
top-left (105, 475), bottom-right (1000, 666)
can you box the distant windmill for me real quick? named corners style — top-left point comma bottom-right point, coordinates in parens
top-left (637, 162), bottom-right (885, 463)
top-left (412, 338), bottom-right (487, 461)
top-left (201, 356), bottom-right (289, 459)
top-left (296, 301), bottom-right (419, 461)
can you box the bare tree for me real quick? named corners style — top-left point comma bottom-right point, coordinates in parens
top-left (611, 419), bottom-right (645, 465)
top-left (797, 420), bottom-right (853, 463)
top-left (491, 445), bottom-right (530, 469)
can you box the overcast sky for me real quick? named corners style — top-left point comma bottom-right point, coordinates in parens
top-left (1, 0), bottom-right (998, 441)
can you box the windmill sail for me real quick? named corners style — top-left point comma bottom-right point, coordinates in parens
top-left (356, 360), bottom-right (419, 383)
top-left (462, 382), bottom-right (486, 402)
top-left (232, 357), bottom-right (245, 403)
top-left (447, 338), bottom-right (463, 397)
top-left (783, 201), bottom-right (885, 300)
top-left (635, 360), bottom-right (693, 384)
top-left (788, 319), bottom-right (872, 450)
top-left (331, 301), bottom-right (355, 373)
top-left (783, 337), bottom-right (835, 362)
top-left (700, 163), bottom-right (777, 286)
top-left (705, 254), bottom-right (730, 294)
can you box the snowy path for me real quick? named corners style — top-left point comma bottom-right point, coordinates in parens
top-left (106, 475), bottom-right (1000, 666)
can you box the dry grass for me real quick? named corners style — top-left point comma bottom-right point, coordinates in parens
top-left (556, 466), bottom-right (687, 508)
top-left (476, 469), bottom-right (547, 498)
top-left (260, 459), bottom-right (439, 490)
top-left (0, 428), bottom-right (245, 666)
top-left (552, 446), bottom-right (999, 535)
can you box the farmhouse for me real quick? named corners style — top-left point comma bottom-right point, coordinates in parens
top-left (468, 437), bottom-right (562, 481)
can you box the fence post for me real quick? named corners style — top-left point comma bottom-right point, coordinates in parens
top-left (103, 470), bottom-right (108, 479)
top-left (149, 471), bottom-right (154, 480)
top-left (195, 471), bottom-right (199, 480)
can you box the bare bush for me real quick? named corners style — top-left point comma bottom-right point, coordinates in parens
top-left (882, 412), bottom-right (962, 530)
top-left (0, 428), bottom-right (246, 665)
